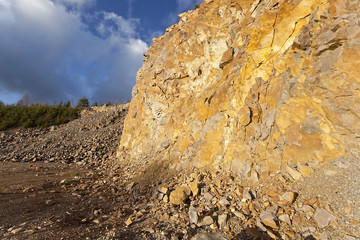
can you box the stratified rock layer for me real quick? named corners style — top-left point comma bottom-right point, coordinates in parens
top-left (119, 0), bottom-right (360, 178)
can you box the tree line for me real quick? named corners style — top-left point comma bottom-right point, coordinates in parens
top-left (0, 97), bottom-right (90, 130)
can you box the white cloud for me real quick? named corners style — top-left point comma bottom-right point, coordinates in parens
top-left (0, 0), bottom-right (148, 104)
top-left (0, 0), bottom-right (15, 23)
top-left (102, 12), bottom-right (140, 37)
top-left (53, 0), bottom-right (95, 9)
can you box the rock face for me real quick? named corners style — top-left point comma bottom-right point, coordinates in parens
top-left (119, 0), bottom-right (360, 178)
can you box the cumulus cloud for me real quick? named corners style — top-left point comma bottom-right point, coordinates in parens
top-left (52, 0), bottom-right (95, 9)
top-left (0, 0), bottom-right (147, 104)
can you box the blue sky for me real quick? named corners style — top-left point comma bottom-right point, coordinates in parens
top-left (0, 0), bottom-right (202, 105)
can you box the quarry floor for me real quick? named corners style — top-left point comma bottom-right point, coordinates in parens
top-left (0, 106), bottom-right (359, 240)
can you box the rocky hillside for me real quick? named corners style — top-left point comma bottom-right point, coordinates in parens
top-left (0, 104), bottom-right (128, 164)
top-left (119, 0), bottom-right (360, 181)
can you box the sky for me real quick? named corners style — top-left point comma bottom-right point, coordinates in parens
top-left (0, 0), bottom-right (203, 105)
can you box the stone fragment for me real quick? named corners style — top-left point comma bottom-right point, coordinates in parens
top-left (189, 205), bottom-right (199, 224)
top-left (267, 205), bottom-right (278, 215)
top-left (218, 214), bottom-right (227, 229)
top-left (299, 165), bottom-right (314, 177)
top-left (284, 230), bottom-right (295, 238)
top-left (170, 186), bottom-right (190, 205)
top-left (159, 213), bottom-right (170, 222)
top-left (10, 227), bottom-right (22, 234)
top-left (191, 232), bottom-right (227, 240)
top-left (242, 189), bottom-right (252, 200)
top-left (218, 198), bottom-right (230, 206)
top-left (160, 186), bottom-right (169, 195)
top-left (188, 182), bottom-right (199, 196)
top-left (190, 173), bottom-right (198, 179)
top-left (314, 208), bottom-right (336, 228)
top-left (126, 182), bottom-right (135, 191)
top-left (265, 188), bottom-right (278, 197)
top-left (125, 217), bottom-right (133, 226)
top-left (233, 211), bottom-right (246, 221)
top-left (286, 166), bottom-right (302, 180)
top-left (260, 211), bottom-right (277, 229)
top-left (255, 217), bottom-right (267, 232)
top-left (203, 192), bottom-right (213, 202)
top-left (198, 216), bottom-right (214, 227)
top-left (45, 199), bottom-right (56, 206)
top-left (278, 214), bottom-right (291, 225)
top-left (279, 191), bottom-right (297, 205)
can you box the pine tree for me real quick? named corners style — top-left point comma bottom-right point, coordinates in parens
top-left (76, 96), bottom-right (89, 109)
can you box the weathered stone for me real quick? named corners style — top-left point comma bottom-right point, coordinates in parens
top-left (10, 227), bottom-right (22, 234)
top-left (160, 186), bottom-right (169, 195)
top-left (218, 214), bottom-right (227, 229)
top-left (284, 230), bottom-right (295, 238)
top-left (191, 233), bottom-right (227, 240)
top-left (125, 217), bottom-right (133, 226)
top-left (233, 211), bottom-right (246, 221)
top-left (286, 167), bottom-right (302, 181)
top-left (198, 216), bottom-right (214, 227)
top-left (260, 211), bottom-right (277, 229)
top-left (218, 198), bottom-right (230, 206)
top-left (278, 214), bottom-right (291, 225)
top-left (299, 165), bottom-right (314, 177)
top-left (314, 208), bottom-right (337, 228)
top-left (188, 182), bottom-right (199, 196)
top-left (45, 199), bottom-right (56, 206)
top-left (203, 192), bottom-right (213, 202)
top-left (169, 186), bottom-right (190, 205)
top-left (189, 205), bottom-right (199, 224)
top-left (279, 192), bottom-right (297, 205)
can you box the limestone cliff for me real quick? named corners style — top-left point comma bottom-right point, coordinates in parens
top-left (119, 0), bottom-right (360, 180)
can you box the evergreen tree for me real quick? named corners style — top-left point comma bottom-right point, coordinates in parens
top-left (76, 96), bottom-right (89, 109)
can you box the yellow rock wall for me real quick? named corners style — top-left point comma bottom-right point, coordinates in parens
top-left (119, 0), bottom-right (360, 178)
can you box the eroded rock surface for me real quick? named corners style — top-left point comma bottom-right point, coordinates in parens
top-left (119, 0), bottom-right (360, 180)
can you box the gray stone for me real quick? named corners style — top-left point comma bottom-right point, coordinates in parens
top-left (218, 214), bottom-right (227, 229)
top-left (198, 216), bottom-right (214, 227)
top-left (278, 214), bottom-right (291, 225)
top-left (189, 205), bottom-right (199, 224)
top-left (242, 189), bottom-right (252, 200)
top-left (286, 166), bottom-right (302, 180)
top-left (260, 211), bottom-right (277, 229)
top-left (314, 208), bottom-right (336, 228)
top-left (203, 192), bottom-right (213, 201)
top-left (191, 233), bottom-right (227, 240)
top-left (218, 198), bottom-right (230, 206)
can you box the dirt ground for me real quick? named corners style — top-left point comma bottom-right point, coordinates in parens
top-left (0, 162), bottom-right (111, 239)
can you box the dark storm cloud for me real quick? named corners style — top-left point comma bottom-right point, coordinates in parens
top-left (0, 0), bottom-right (148, 104)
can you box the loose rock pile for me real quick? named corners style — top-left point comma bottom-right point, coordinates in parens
top-left (0, 104), bottom-right (128, 165)
top-left (1, 104), bottom-right (359, 239)
top-left (117, 168), bottom-right (347, 240)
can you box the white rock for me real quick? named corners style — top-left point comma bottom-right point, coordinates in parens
top-left (314, 208), bottom-right (336, 228)
top-left (218, 214), bottom-right (227, 229)
top-left (189, 205), bottom-right (199, 224)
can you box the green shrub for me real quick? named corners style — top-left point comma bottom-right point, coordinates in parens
top-left (0, 102), bottom-right (80, 130)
